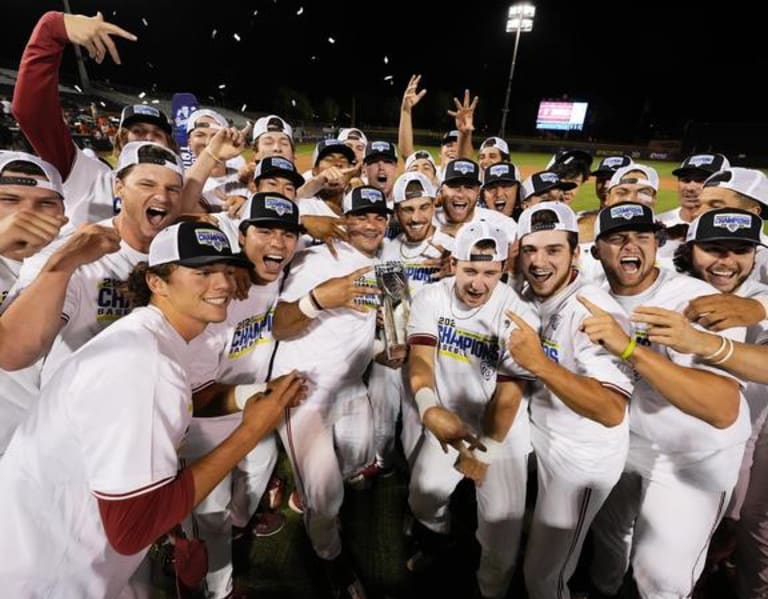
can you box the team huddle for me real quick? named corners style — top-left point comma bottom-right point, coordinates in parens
top-left (1, 9), bottom-right (768, 599)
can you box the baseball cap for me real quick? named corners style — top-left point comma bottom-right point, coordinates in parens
top-left (594, 202), bottom-right (657, 240)
top-left (252, 115), bottom-right (293, 144)
top-left (252, 156), bottom-right (305, 188)
top-left (392, 172), bottom-right (436, 204)
top-left (517, 202), bottom-right (579, 239)
top-left (0, 151), bottom-right (64, 197)
top-left (364, 141), bottom-right (399, 164)
top-left (442, 159), bottom-right (481, 186)
top-left (591, 154), bottom-right (634, 177)
top-left (607, 164), bottom-right (659, 192)
top-left (239, 192), bottom-right (300, 233)
top-left (686, 208), bottom-right (765, 246)
top-left (441, 130), bottom-right (459, 145)
top-left (703, 168), bottom-right (768, 218)
top-left (520, 171), bottom-right (577, 201)
top-left (338, 128), bottom-right (368, 147)
top-left (546, 149), bottom-right (594, 171)
top-left (405, 150), bottom-right (437, 173)
top-left (672, 153), bottom-right (730, 179)
top-left (342, 185), bottom-right (392, 216)
top-left (148, 221), bottom-right (249, 268)
top-left (312, 139), bottom-right (357, 166)
top-left (479, 137), bottom-right (510, 157)
top-left (115, 141), bottom-right (184, 177)
top-left (453, 221), bottom-right (508, 262)
top-left (185, 109), bottom-right (228, 134)
top-left (483, 162), bottom-right (520, 188)
top-left (119, 105), bottom-right (172, 135)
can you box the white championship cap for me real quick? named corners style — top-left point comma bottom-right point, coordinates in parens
top-left (453, 221), bottom-right (508, 262)
top-left (392, 171), bottom-right (437, 204)
top-left (115, 141), bottom-right (184, 177)
top-left (607, 164), bottom-right (660, 192)
top-left (0, 151), bottom-right (65, 197)
top-left (703, 167), bottom-right (768, 217)
top-left (185, 109), bottom-right (229, 133)
top-left (517, 201), bottom-right (579, 239)
top-left (251, 114), bottom-right (293, 144)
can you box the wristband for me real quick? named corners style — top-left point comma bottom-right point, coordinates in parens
top-left (204, 147), bottom-right (224, 165)
top-left (474, 436), bottom-right (505, 466)
top-left (298, 293), bottom-right (321, 319)
top-left (710, 337), bottom-right (735, 365)
top-left (414, 387), bottom-right (439, 420)
top-left (234, 382), bottom-right (268, 410)
top-left (701, 335), bottom-right (728, 362)
top-left (620, 337), bottom-right (638, 360)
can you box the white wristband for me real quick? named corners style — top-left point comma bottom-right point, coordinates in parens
top-left (414, 387), bottom-right (439, 420)
top-left (474, 436), bottom-right (505, 466)
top-left (298, 293), bottom-right (321, 319)
top-left (234, 382), bottom-right (268, 410)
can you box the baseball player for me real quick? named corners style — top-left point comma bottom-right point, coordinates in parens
top-left (508, 202), bottom-right (633, 599)
top-left (585, 202), bottom-right (751, 598)
top-left (404, 150), bottom-right (440, 187)
top-left (546, 149), bottom-right (594, 204)
top-left (481, 162), bottom-right (521, 219)
top-left (406, 221), bottom-right (537, 599)
top-left (0, 220), bottom-right (304, 597)
top-left (270, 185), bottom-right (390, 598)
top-left (519, 171), bottom-right (577, 209)
top-left (181, 193), bottom-right (301, 598)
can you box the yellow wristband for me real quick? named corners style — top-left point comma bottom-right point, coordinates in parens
top-left (620, 337), bottom-right (638, 360)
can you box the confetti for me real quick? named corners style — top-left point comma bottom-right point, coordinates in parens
top-left (384, 56), bottom-right (389, 64)
top-left (211, 29), bottom-right (217, 39)
top-left (296, 7), bottom-right (304, 15)
top-left (328, 37), bottom-right (335, 44)
top-left (142, 100), bottom-right (148, 104)
top-left (253, 10), bottom-right (258, 15)
top-left (383, 75), bottom-right (393, 81)
top-left (233, 33), bottom-right (241, 41)
top-left (147, 62), bottom-right (154, 69)
top-left (218, 84), bottom-right (227, 90)
top-left (151, 99), bottom-right (160, 104)
top-left (74, 84), bottom-right (82, 93)
top-left (138, 91), bottom-right (146, 99)
top-left (311, 55), bottom-right (317, 61)
top-left (291, 99), bottom-right (297, 107)
top-left (99, 101), bottom-right (106, 107)
top-left (112, 10), bottom-right (117, 16)
top-left (241, 104), bottom-right (248, 112)
top-left (141, 17), bottom-right (148, 27)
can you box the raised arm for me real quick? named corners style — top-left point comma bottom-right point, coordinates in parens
top-left (447, 89), bottom-right (478, 160)
top-left (398, 74), bottom-right (427, 159)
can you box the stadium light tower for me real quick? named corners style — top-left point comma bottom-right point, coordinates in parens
top-left (499, 3), bottom-right (535, 139)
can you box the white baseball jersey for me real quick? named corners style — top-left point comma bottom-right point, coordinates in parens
top-left (7, 218), bottom-right (146, 385)
top-left (656, 207), bottom-right (686, 227)
top-left (407, 278), bottom-right (539, 454)
top-left (271, 242), bottom-right (379, 407)
top-left (188, 280), bottom-right (281, 389)
top-left (298, 196), bottom-right (339, 218)
top-left (748, 242), bottom-right (768, 284)
top-left (0, 305), bottom-right (192, 597)
top-left (0, 255), bottom-right (20, 305)
top-left (523, 275), bottom-right (633, 454)
top-left (610, 268), bottom-right (751, 452)
top-left (380, 233), bottom-right (442, 297)
top-left (61, 146), bottom-right (115, 231)
top-left (733, 278), bottom-right (768, 425)
top-left (201, 168), bottom-right (249, 211)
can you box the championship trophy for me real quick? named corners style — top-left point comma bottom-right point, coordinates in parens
top-left (375, 261), bottom-right (411, 360)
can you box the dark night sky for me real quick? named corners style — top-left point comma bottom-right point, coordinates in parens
top-left (1, 1), bottom-right (764, 141)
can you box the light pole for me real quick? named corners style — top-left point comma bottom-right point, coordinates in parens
top-left (499, 3), bottom-right (535, 139)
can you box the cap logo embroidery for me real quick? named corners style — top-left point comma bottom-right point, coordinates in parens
top-left (371, 141), bottom-right (390, 152)
top-left (453, 161), bottom-right (475, 175)
top-left (713, 213), bottom-right (752, 232)
top-left (489, 164), bottom-right (509, 177)
top-left (610, 205), bottom-right (645, 220)
top-left (264, 196), bottom-right (294, 216)
top-left (270, 157), bottom-right (294, 171)
top-left (539, 172), bottom-right (559, 184)
top-left (133, 105), bottom-right (160, 117)
top-left (195, 229), bottom-right (229, 252)
top-left (604, 157), bottom-right (625, 167)
top-left (689, 155), bottom-right (715, 167)
top-left (360, 188), bottom-right (384, 203)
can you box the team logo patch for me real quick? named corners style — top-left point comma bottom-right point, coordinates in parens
top-left (610, 204), bottom-right (644, 220)
top-left (604, 156), bottom-right (625, 168)
top-left (195, 229), bottom-right (229, 252)
top-left (270, 157), bottom-right (294, 171)
top-left (453, 161), bottom-right (475, 175)
top-left (713, 213), bottom-right (752, 232)
top-left (489, 164), bottom-right (510, 177)
top-left (133, 105), bottom-right (160, 117)
top-left (360, 188), bottom-right (384, 203)
top-left (688, 155), bottom-right (715, 167)
top-left (539, 172), bottom-right (559, 184)
top-left (265, 196), bottom-right (295, 216)
top-left (371, 141), bottom-right (391, 152)
top-left (548, 314), bottom-right (562, 331)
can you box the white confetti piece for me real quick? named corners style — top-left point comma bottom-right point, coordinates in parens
top-left (138, 91), bottom-right (146, 99)
top-left (99, 101), bottom-right (106, 107)
top-left (233, 33), bottom-right (241, 41)
top-left (328, 37), bottom-right (335, 44)
top-left (384, 56), bottom-right (389, 64)
top-left (141, 17), bottom-right (148, 27)
top-left (383, 75), bottom-right (393, 81)
top-left (211, 29), bottom-right (217, 39)
top-left (151, 99), bottom-right (160, 104)
top-left (291, 99), bottom-right (297, 107)
top-left (297, 7), bottom-right (304, 15)
top-left (241, 104), bottom-right (248, 112)
top-left (218, 84), bottom-right (227, 90)
top-left (74, 84), bottom-right (82, 93)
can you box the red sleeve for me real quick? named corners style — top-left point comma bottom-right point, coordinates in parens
top-left (97, 468), bottom-right (195, 556)
top-left (408, 334), bottom-right (438, 347)
top-left (12, 11), bottom-right (76, 179)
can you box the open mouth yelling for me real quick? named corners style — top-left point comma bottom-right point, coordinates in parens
top-left (262, 254), bottom-right (286, 275)
top-left (619, 256), bottom-right (642, 274)
top-left (494, 200), bottom-right (507, 211)
top-left (529, 268), bottom-right (553, 284)
top-left (146, 205), bottom-right (169, 228)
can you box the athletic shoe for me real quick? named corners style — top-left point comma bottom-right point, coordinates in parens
top-left (288, 489), bottom-right (304, 514)
top-left (347, 462), bottom-right (384, 490)
top-left (252, 511), bottom-right (286, 537)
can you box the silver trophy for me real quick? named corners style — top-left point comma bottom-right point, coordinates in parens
top-left (375, 262), bottom-right (411, 360)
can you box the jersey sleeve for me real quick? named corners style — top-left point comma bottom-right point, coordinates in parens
top-left (407, 285), bottom-right (439, 346)
top-left (497, 296), bottom-right (539, 380)
top-left (68, 331), bottom-right (181, 498)
top-left (279, 248), bottom-right (327, 303)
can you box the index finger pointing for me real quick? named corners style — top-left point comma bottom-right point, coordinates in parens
top-left (347, 265), bottom-right (374, 280)
top-left (102, 22), bottom-right (138, 42)
top-left (504, 310), bottom-right (533, 332)
top-left (577, 295), bottom-right (608, 316)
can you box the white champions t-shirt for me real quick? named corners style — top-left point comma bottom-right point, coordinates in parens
top-left (380, 232), bottom-right (443, 298)
top-left (407, 277), bottom-right (539, 455)
top-left (523, 274), bottom-right (633, 461)
top-left (62, 146), bottom-right (116, 231)
top-left (610, 268), bottom-right (751, 452)
top-left (734, 278), bottom-right (768, 427)
top-left (271, 242), bottom-right (379, 406)
top-left (7, 218), bottom-right (147, 385)
top-left (0, 305), bottom-right (192, 598)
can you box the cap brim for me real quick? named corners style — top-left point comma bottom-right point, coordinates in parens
top-left (691, 235), bottom-right (763, 246)
top-left (316, 146), bottom-right (356, 165)
top-left (121, 114), bottom-right (172, 135)
top-left (590, 168), bottom-right (614, 177)
top-left (597, 223), bottom-right (656, 239)
top-left (483, 176), bottom-right (518, 188)
top-left (443, 176), bottom-right (480, 186)
top-left (176, 254), bottom-right (252, 268)
top-left (240, 217), bottom-right (302, 233)
top-left (255, 168), bottom-right (306, 188)
top-left (364, 152), bottom-right (398, 164)
top-left (671, 167), bottom-right (713, 178)
top-left (557, 181), bottom-right (578, 191)
top-left (345, 206), bottom-right (393, 216)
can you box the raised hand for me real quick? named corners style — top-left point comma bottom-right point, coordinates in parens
top-left (63, 12), bottom-right (137, 65)
top-left (50, 223), bottom-right (121, 272)
top-left (577, 295), bottom-right (631, 356)
top-left (401, 74), bottom-right (428, 113)
top-left (0, 210), bottom-right (68, 260)
top-left (505, 310), bottom-right (549, 375)
top-left (207, 127), bottom-right (247, 162)
top-left (312, 265), bottom-right (379, 313)
top-left (447, 89), bottom-right (479, 134)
